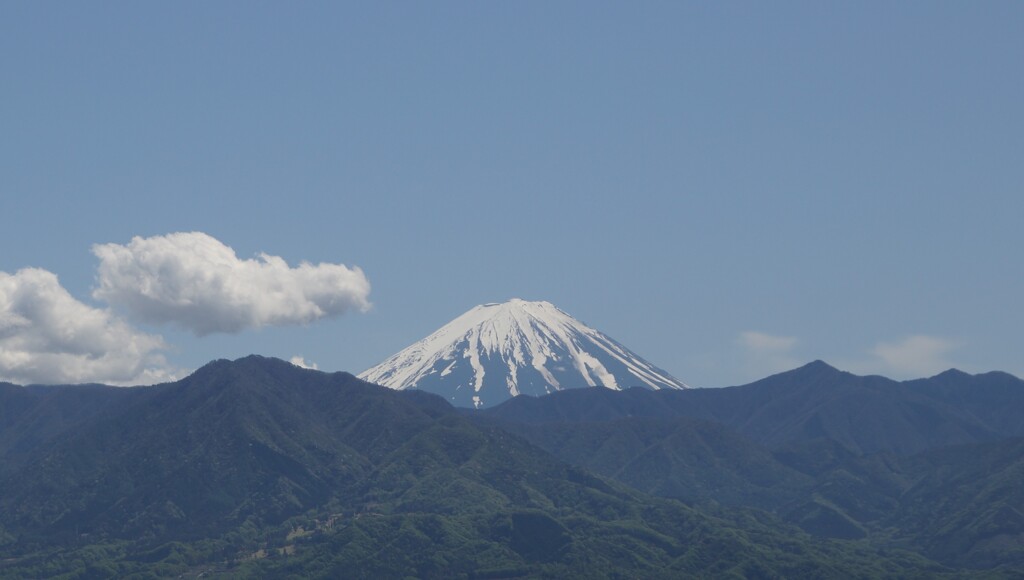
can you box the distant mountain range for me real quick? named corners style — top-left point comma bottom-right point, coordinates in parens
top-left (481, 361), bottom-right (1024, 570)
top-left (485, 360), bottom-right (1024, 455)
top-left (1, 356), bottom-right (1023, 577)
top-left (360, 299), bottom-right (688, 407)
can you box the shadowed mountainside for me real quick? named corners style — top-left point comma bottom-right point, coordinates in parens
top-left (485, 361), bottom-right (1024, 455)
top-left (479, 362), bottom-right (1024, 570)
top-left (0, 356), bottom-right (951, 578)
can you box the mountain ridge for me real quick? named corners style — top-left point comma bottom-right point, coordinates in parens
top-left (485, 360), bottom-right (1024, 455)
top-left (0, 355), bottom-right (949, 578)
top-left (479, 362), bottom-right (1024, 570)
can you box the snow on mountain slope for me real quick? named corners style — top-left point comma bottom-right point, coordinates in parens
top-left (359, 299), bottom-right (688, 408)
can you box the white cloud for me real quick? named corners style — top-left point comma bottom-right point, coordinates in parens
top-left (738, 331), bottom-right (798, 354)
top-left (0, 268), bottom-right (179, 385)
top-left (289, 356), bottom-right (319, 370)
top-left (830, 335), bottom-right (963, 379)
top-left (866, 335), bottom-right (961, 378)
top-left (92, 232), bottom-right (371, 335)
top-left (729, 329), bottom-right (798, 383)
top-left (734, 330), bottom-right (801, 381)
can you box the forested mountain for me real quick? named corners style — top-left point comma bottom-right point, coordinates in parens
top-left (485, 360), bottom-right (1024, 455)
top-left (482, 362), bottom-right (1024, 571)
top-left (1, 357), bottom-right (1021, 577)
top-left (0, 382), bottom-right (140, 474)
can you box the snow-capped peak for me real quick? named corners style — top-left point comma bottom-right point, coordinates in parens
top-left (359, 299), bottom-right (688, 408)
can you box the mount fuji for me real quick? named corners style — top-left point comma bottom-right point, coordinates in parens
top-left (359, 299), bottom-right (688, 408)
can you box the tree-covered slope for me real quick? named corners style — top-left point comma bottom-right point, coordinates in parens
top-left (484, 414), bottom-right (813, 510)
top-left (0, 356), bottom-right (456, 546)
top-left (0, 382), bottom-right (140, 475)
top-left (478, 364), bottom-right (1024, 573)
top-left (0, 356), bottom-right (957, 578)
top-left (485, 361), bottom-right (1024, 455)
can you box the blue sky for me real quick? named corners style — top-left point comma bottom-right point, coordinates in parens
top-left (2, 2), bottom-right (1022, 387)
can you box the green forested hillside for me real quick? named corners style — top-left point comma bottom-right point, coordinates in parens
top-left (0, 356), bottom-right (1019, 577)
top-left (482, 363), bottom-right (1024, 573)
top-left (486, 361), bottom-right (1024, 455)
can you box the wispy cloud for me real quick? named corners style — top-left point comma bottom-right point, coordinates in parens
top-left (738, 331), bottom-right (798, 354)
top-left (828, 334), bottom-right (964, 379)
top-left (92, 232), bottom-right (371, 335)
top-left (735, 330), bottom-right (800, 377)
top-left (289, 356), bottom-right (319, 370)
top-left (0, 268), bottom-right (179, 385)
top-left (862, 335), bottom-right (962, 378)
